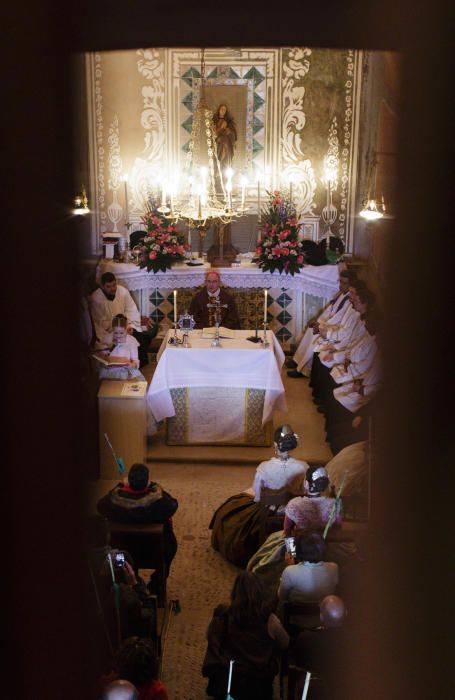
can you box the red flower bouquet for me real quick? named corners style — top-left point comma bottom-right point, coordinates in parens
top-left (138, 210), bottom-right (189, 273)
top-left (255, 191), bottom-right (305, 275)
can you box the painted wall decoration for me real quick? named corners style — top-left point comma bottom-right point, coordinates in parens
top-left (86, 47), bottom-right (362, 254)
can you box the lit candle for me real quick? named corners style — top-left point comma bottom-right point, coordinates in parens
top-left (123, 174), bottom-right (129, 231)
top-left (289, 179), bottom-right (293, 202)
top-left (240, 176), bottom-right (247, 209)
top-left (173, 289), bottom-right (177, 324)
top-left (226, 181), bottom-right (232, 211)
top-left (161, 187), bottom-right (166, 207)
top-left (263, 289), bottom-right (268, 324)
top-left (170, 187), bottom-right (174, 215)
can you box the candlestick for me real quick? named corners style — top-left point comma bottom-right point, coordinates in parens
top-left (173, 289), bottom-right (177, 323)
top-left (198, 195), bottom-right (202, 219)
top-left (123, 176), bottom-right (129, 233)
top-left (263, 289), bottom-right (268, 324)
top-left (257, 180), bottom-right (261, 221)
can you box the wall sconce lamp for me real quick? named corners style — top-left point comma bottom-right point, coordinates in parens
top-left (73, 185), bottom-right (89, 215)
top-left (359, 152), bottom-right (385, 221)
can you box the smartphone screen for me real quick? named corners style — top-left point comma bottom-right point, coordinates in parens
top-left (115, 552), bottom-right (125, 566)
top-left (285, 537), bottom-right (296, 557)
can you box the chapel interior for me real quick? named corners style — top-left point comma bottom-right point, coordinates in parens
top-left (3, 3), bottom-right (453, 699)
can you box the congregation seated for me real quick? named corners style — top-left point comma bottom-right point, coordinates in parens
top-left (209, 424), bottom-right (308, 567)
top-left (97, 463), bottom-right (178, 577)
top-left (100, 636), bottom-right (169, 700)
top-left (202, 571), bottom-right (289, 700)
top-left (278, 533), bottom-right (338, 606)
top-left (246, 467), bottom-right (342, 604)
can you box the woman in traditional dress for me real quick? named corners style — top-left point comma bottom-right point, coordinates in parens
top-left (209, 425), bottom-right (308, 567)
top-left (246, 466), bottom-right (342, 604)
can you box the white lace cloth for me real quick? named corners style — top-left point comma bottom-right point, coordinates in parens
top-left (146, 329), bottom-right (286, 424)
top-left (98, 261), bottom-right (341, 297)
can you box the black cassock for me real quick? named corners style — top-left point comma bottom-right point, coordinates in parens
top-left (188, 287), bottom-right (241, 329)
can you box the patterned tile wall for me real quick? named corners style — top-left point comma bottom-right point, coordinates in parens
top-left (147, 286), bottom-right (325, 350)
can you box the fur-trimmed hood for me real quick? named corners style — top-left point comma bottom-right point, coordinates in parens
top-left (109, 482), bottom-right (165, 510)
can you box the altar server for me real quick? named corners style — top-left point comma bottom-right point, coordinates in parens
top-left (287, 270), bottom-right (357, 378)
top-left (310, 286), bottom-right (375, 406)
top-left (90, 272), bottom-right (157, 367)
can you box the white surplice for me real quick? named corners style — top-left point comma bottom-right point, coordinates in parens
top-left (329, 333), bottom-right (378, 384)
top-left (332, 351), bottom-right (382, 413)
top-left (89, 285), bottom-right (141, 347)
top-left (293, 291), bottom-right (351, 374)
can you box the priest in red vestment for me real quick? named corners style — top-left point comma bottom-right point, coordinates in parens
top-left (188, 270), bottom-right (240, 329)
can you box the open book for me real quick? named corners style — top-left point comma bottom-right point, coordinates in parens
top-left (201, 326), bottom-right (235, 339)
top-left (92, 352), bottom-right (130, 367)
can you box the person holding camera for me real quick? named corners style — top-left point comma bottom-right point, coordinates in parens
top-left (97, 549), bottom-right (158, 645)
top-left (278, 532), bottom-right (339, 605)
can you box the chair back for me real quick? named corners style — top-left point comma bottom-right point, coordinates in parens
top-left (283, 600), bottom-right (321, 633)
top-left (259, 485), bottom-right (294, 508)
top-left (108, 521), bottom-right (167, 606)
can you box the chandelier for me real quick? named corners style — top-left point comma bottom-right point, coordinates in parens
top-left (157, 49), bottom-right (248, 230)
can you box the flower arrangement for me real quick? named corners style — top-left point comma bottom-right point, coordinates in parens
top-left (255, 191), bottom-right (305, 275)
top-left (138, 209), bottom-right (189, 273)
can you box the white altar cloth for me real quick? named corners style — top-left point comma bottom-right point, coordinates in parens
top-left (147, 329), bottom-right (286, 425)
top-left (98, 261), bottom-right (340, 298)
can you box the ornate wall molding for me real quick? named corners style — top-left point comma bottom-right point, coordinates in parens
top-left (106, 114), bottom-right (123, 232)
top-left (86, 47), bottom-right (362, 253)
top-left (129, 49), bottom-right (166, 217)
top-left (281, 48), bottom-right (317, 218)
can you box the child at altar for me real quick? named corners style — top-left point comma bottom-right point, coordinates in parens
top-left (97, 313), bottom-right (145, 381)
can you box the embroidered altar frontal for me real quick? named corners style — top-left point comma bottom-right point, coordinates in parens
top-left (166, 387), bottom-right (273, 446)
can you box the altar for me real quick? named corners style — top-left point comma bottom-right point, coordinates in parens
top-left (147, 329), bottom-right (286, 446)
top-left (97, 261), bottom-right (341, 349)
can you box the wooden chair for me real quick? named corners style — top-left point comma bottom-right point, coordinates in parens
top-left (282, 600), bottom-right (321, 636)
top-left (279, 600), bottom-right (321, 697)
top-left (107, 521), bottom-right (167, 607)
